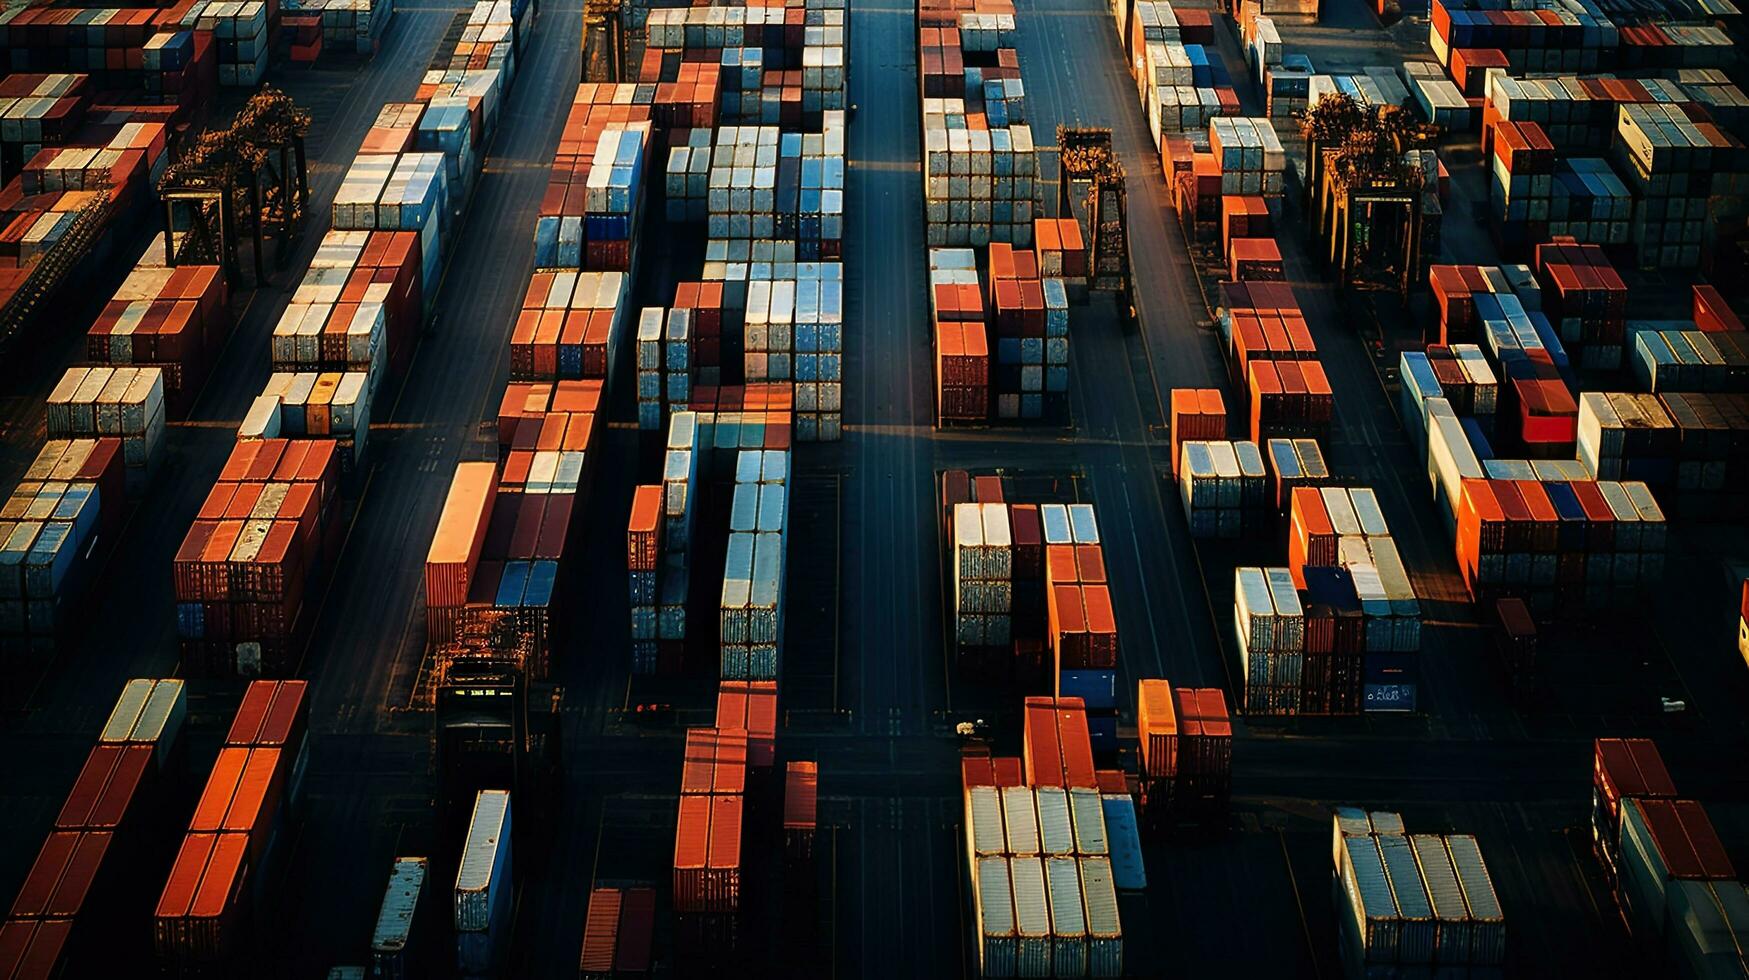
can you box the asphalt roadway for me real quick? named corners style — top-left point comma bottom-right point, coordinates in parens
top-left (4, 0), bottom-right (1749, 974)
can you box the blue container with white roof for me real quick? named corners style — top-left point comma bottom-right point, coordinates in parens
top-left (455, 791), bottom-right (512, 977)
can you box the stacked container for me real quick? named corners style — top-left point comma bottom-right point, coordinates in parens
top-left (720, 449), bottom-right (789, 681)
top-left (626, 484), bottom-right (662, 673)
top-left (1246, 359), bottom-right (1333, 444)
top-left (1613, 103), bottom-right (1735, 270)
top-left (1332, 808), bottom-right (1505, 976)
top-left (45, 366), bottom-right (166, 494)
top-left (1043, 505), bottom-right (1117, 746)
top-left (1264, 437), bottom-right (1330, 516)
top-left (332, 153), bottom-right (450, 288)
top-left (1591, 737), bottom-right (1677, 891)
top-left (1233, 566), bottom-right (1304, 715)
top-left (510, 270), bottom-right (630, 382)
top-left (1287, 487), bottom-right (1420, 711)
top-left (535, 83), bottom-right (654, 268)
top-left (0, 438), bottom-right (125, 651)
top-left (245, 372), bottom-right (375, 475)
top-left (1455, 476), bottom-right (1667, 616)
top-left (658, 412), bottom-right (700, 659)
top-left (1178, 439), bottom-right (1268, 538)
top-left (1136, 684), bottom-right (1230, 822)
top-left (182, 1), bottom-right (269, 87)
top-left (962, 749), bottom-right (1124, 978)
top-left (2, 678), bottom-right (186, 974)
top-left (85, 255), bottom-right (230, 416)
top-left (1209, 117), bottom-right (1285, 197)
top-left (173, 441), bottom-right (340, 677)
top-left (673, 729), bottom-right (745, 914)
top-left (956, 502), bottom-right (1014, 649)
top-left (583, 122), bottom-right (649, 271)
top-left (1169, 388), bottom-right (1225, 474)
top-left (155, 681), bottom-right (309, 967)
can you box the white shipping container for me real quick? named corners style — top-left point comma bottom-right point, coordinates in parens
top-left (1044, 856), bottom-right (1087, 977)
top-left (977, 856), bottom-right (1018, 978)
top-left (454, 789), bottom-right (511, 934)
top-left (1009, 856), bottom-right (1052, 978)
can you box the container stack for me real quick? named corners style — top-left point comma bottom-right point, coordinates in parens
top-left (1169, 388), bottom-right (1225, 474)
top-left (1533, 239), bottom-right (1627, 370)
top-left (155, 681), bottom-right (309, 969)
top-left (636, 307), bottom-right (664, 430)
top-left (987, 243), bottom-right (1070, 419)
top-left (937, 317), bottom-right (991, 421)
top-left (1246, 359), bottom-right (1333, 443)
top-left (1288, 487), bottom-right (1420, 712)
top-left (579, 886), bottom-right (656, 978)
top-left (1632, 327), bottom-right (1749, 394)
top-left (423, 383), bottom-right (601, 678)
top-left (1264, 437), bottom-right (1330, 516)
top-left (182, 1), bottom-right (269, 88)
top-left (1613, 103), bottom-right (1738, 271)
top-left (1138, 685), bottom-right (1230, 823)
top-left (535, 83), bottom-right (654, 269)
top-left (1548, 158), bottom-right (1632, 249)
top-left (45, 366), bottom-right (166, 494)
top-left (1455, 476), bottom-right (1667, 616)
top-left (1618, 797), bottom-right (1737, 942)
top-left (173, 441), bottom-right (340, 677)
top-left (1178, 440), bottom-right (1268, 538)
top-left (1234, 566), bottom-right (1304, 715)
top-left (286, 227), bottom-right (427, 370)
top-left (85, 253), bottom-right (230, 417)
top-left (244, 372), bottom-right (376, 476)
top-left (416, 97), bottom-right (477, 205)
top-left (583, 122), bottom-right (649, 272)
top-left (962, 731), bottom-right (1125, 978)
top-left (281, 0), bottom-right (393, 54)
top-left (1486, 119), bottom-right (1555, 255)
top-left (454, 790), bottom-right (513, 977)
top-left (1331, 808), bottom-right (1506, 977)
top-left (1210, 117), bottom-right (1285, 198)
top-left (674, 728), bottom-right (746, 915)
top-left (451, 386), bottom-right (599, 678)
top-left (0, 439), bottom-right (127, 652)
top-left (955, 501), bottom-right (1014, 651)
top-left (2, 678), bottom-right (185, 973)
top-left (627, 484), bottom-right (663, 674)
top-left (510, 270), bottom-right (631, 382)
top-left (331, 152), bottom-right (450, 290)
top-left (665, 129), bottom-right (714, 223)
top-left (919, 0), bottom-right (1040, 247)
top-left (659, 411), bottom-right (700, 661)
top-left (1575, 392), bottom-right (1677, 485)
top-left (1043, 505), bottom-right (1118, 747)
top-left (716, 680), bottom-right (778, 769)
top-left (1226, 283), bottom-right (1314, 387)
top-left (720, 449), bottom-right (789, 681)
top-left (1591, 737), bottom-right (1677, 892)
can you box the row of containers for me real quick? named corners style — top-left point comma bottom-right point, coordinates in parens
top-left (919, 0), bottom-right (1083, 425)
top-left (0, 0), bottom-right (367, 325)
top-left (963, 697), bottom-right (1145, 977)
top-left (0, 678), bottom-right (555, 976)
top-left (166, 0), bottom-right (530, 679)
top-left (0, 55), bottom-right (205, 655)
top-left (1425, 0), bottom-right (1748, 272)
top-left (594, 0), bottom-right (850, 953)
top-left (1400, 245), bottom-right (1749, 631)
top-left (0, 679), bottom-right (311, 973)
top-left (1331, 808), bottom-right (1505, 975)
top-left (918, 0), bottom-right (1041, 249)
top-left (948, 485), bottom-right (1121, 743)
top-left (1590, 737), bottom-right (1749, 976)
top-left (932, 242), bottom-right (1075, 422)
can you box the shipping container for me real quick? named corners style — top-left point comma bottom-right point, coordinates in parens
top-left (454, 790), bottom-right (512, 976)
top-left (371, 857), bottom-right (428, 980)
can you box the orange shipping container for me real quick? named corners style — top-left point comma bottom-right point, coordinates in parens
top-left (425, 462), bottom-right (499, 614)
top-left (1137, 679), bottom-right (1177, 779)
